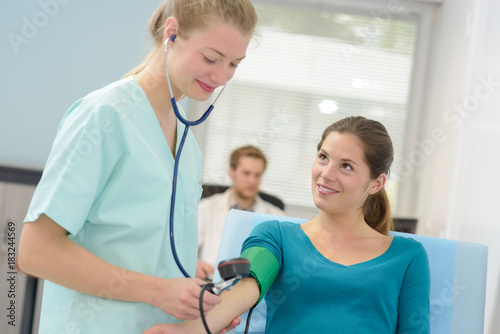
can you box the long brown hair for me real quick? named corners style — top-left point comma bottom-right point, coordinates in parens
top-left (124, 0), bottom-right (258, 77)
top-left (317, 116), bottom-right (394, 235)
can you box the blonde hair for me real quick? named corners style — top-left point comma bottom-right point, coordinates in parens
top-left (124, 0), bottom-right (257, 77)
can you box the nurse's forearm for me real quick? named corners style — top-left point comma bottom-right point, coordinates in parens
top-left (180, 278), bottom-right (260, 334)
top-left (18, 214), bottom-right (168, 305)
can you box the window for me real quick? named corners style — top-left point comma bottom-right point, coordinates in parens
top-left (190, 0), bottom-right (434, 216)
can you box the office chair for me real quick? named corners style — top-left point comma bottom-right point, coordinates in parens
top-left (201, 184), bottom-right (285, 211)
top-left (214, 210), bottom-right (488, 334)
top-left (392, 217), bottom-right (418, 234)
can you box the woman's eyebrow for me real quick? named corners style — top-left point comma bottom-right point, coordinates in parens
top-left (340, 158), bottom-right (359, 166)
top-left (318, 149), bottom-right (328, 156)
top-left (206, 47), bottom-right (246, 61)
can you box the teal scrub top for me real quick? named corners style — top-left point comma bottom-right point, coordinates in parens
top-left (24, 77), bottom-right (203, 333)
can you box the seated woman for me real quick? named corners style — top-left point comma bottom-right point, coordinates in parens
top-left (145, 116), bottom-right (431, 334)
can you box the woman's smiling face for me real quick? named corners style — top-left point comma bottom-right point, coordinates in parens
top-left (311, 131), bottom-right (380, 215)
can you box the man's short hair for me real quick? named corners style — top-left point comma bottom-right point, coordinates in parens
top-left (230, 146), bottom-right (267, 170)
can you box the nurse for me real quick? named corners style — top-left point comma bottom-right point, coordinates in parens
top-left (18, 0), bottom-right (257, 333)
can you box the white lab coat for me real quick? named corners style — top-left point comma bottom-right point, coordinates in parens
top-left (197, 188), bottom-right (285, 267)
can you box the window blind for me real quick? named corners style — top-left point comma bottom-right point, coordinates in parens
top-left (196, 2), bottom-right (419, 211)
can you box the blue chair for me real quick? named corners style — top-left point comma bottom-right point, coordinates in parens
top-left (213, 210), bottom-right (488, 334)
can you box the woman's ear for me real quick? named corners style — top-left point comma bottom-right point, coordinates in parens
top-left (163, 16), bottom-right (179, 42)
top-left (368, 173), bottom-right (387, 195)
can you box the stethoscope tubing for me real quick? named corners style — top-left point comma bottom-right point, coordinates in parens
top-left (164, 36), bottom-right (225, 278)
top-left (165, 36), bottom-right (253, 334)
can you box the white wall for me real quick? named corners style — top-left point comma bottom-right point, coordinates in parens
top-left (0, 0), bottom-right (159, 170)
top-left (416, 0), bottom-right (500, 331)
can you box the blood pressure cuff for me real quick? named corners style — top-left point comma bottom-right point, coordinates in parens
top-left (240, 246), bottom-right (279, 304)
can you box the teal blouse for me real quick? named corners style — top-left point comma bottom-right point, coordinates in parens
top-left (242, 221), bottom-right (431, 334)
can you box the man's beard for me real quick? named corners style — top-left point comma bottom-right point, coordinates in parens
top-left (234, 187), bottom-right (258, 201)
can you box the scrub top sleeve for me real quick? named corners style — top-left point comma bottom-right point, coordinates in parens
top-left (241, 220), bottom-right (284, 269)
top-left (25, 100), bottom-right (125, 236)
top-left (397, 243), bottom-right (431, 334)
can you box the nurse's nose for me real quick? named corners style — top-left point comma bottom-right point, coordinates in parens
top-left (211, 64), bottom-right (233, 86)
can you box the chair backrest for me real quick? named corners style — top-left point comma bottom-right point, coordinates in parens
top-left (392, 217), bottom-right (418, 234)
top-left (201, 184), bottom-right (285, 211)
top-left (214, 210), bottom-right (488, 334)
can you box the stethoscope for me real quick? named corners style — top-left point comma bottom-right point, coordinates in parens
top-left (164, 34), bottom-right (226, 278)
top-left (164, 34), bottom-right (255, 334)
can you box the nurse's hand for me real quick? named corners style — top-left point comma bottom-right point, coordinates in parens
top-left (153, 278), bottom-right (221, 320)
top-left (219, 316), bottom-right (241, 333)
top-left (196, 261), bottom-right (215, 280)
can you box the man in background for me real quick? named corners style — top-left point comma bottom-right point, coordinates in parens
top-left (196, 146), bottom-right (285, 279)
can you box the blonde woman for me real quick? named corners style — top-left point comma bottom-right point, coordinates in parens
top-left (19, 1), bottom-right (257, 332)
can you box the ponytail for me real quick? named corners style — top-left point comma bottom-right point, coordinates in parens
top-left (123, 1), bottom-right (168, 78)
top-left (362, 188), bottom-right (393, 235)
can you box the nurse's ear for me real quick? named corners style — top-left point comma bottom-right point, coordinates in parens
top-left (163, 16), bottom-right (179, 44)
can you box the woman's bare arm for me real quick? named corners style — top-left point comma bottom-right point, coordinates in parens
top-left (144, 277), bottom-right (260, 334)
